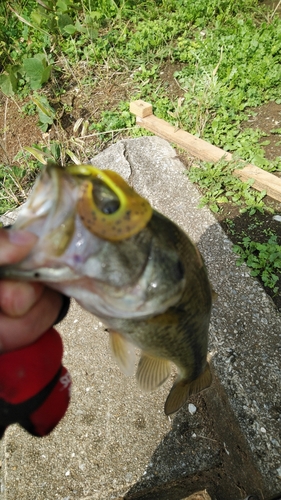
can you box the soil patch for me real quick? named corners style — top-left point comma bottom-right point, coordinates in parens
top-left (0, 95), bottom-right (43, 163)
top-left (245, 101), bottom-right (281, 162)
top-left (159, 61), bottom-right (186, 99)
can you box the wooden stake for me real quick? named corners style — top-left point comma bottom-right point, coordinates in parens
top-left (129, 100), bottom-right (153, 118)
top-left (130, 100), bottom-right (281, 203)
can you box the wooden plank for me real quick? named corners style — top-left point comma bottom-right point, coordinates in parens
top-left (130, 100), bottom-right (281, 203)
top-left (136, 112), bottom-right (233, 163)
top-left (235, 164), bottom-right (281, 202)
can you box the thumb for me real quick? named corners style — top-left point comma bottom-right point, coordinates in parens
top-left (0, 229), bottom-right (38, 265)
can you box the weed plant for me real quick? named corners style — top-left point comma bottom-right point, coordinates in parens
top-left (233, 235), bottom-right (281, 294)
top-left (187, 159), bottom-right (270, 215)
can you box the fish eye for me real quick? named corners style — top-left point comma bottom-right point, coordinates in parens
top-left (100, 199), bottom-right (120, 214)
top-left (92, 179), bottom-right (120, 215)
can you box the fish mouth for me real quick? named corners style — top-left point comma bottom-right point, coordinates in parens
top-left (14, 163), bottom-right (65, 229)
top-left (16, 163), bottom-right (153, 243)
top-left (12, 164), bottom-right (78, 257)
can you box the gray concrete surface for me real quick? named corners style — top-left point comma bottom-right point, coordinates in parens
top-left (0, 137), bottom-right (280, 500)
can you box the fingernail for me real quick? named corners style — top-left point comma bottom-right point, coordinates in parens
top-left (8, 230), bottom-right (38, 246)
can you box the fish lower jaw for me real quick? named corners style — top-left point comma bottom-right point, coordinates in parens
top-left (77, 290), bottom-right (170, 321)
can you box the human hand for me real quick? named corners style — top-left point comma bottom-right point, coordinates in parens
top-left (0, 228), bottom-right (71, 438)
top-left (0, 228), bottom-right (63, 352)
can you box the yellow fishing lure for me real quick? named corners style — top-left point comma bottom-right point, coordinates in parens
top-left (66, 164), bottom-right (153, 241)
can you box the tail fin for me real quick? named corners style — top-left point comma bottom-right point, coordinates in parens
top-left (164, 362), bottom-right (212, 416)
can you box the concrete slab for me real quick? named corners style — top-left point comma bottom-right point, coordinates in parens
top-left (93, 137), bottom-right (281, 498)
top-left (0, 137), bottom-right (280, 500)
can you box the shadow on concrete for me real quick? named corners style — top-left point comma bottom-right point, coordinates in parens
top-left (124, 376), bottom-right (264, 500)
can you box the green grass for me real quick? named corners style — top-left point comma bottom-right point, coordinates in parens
top-left (0, 157), bottom-right (38, 214)
top-left (233, 235), bottom-right (281, 294)
top-left (187, 158), bottom-right (271, 215)
top-left (1, 0), bottom-right (280, 171)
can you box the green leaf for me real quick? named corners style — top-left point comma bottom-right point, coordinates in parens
top-left (56, 0), bottom-right (69, 13)
top-left (37, 111), bottom-right (54, 124)
top-left (216, 196), bottom-right (228, 203)
top-left (30, 10), bottom-right (44, 27)
top-left (58, 14), bottom-right (73, 31)
top-left (270, 128), bottom-right (281, 134)
top-left (41, 66), bottom-right (52, 85)
top-left (24, 146), bottom-right (48, 165)
top-left (0, 74), bottom-right (15, 96)
top-left (63, 24), bottom-right (77, 34)
top-left (210, 203), bottom-right (219, 213)
top-left (39, 122), bottom-right (49, 132)
top-left (32, 97), bottom-right (55, 119)
top-left (23, 57), bottom-right (51, 89)
top-left (259, 140), bottom-right (271, 146)
top-left (7, 66), bottom-right (18, 93)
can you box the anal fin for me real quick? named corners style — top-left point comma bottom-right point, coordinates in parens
top-left (136, 353), bottom-right (171, 392)
top-left (108, 330), bottom-right (136, 376)
top-left (164, 362), bottom-right (212, 416)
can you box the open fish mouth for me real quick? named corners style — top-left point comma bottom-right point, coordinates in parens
top-left (16, 163), bottom-right (154, 241)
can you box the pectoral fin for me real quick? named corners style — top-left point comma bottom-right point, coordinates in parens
top-left (136, 353), bottom-right (171, 391)
top-left (164, 362), bottom-right (212, 415)
top-left (108, 330), bottom-right (136, 376)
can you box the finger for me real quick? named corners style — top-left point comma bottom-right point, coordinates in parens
top-left (0, 288), bottom-right (63, 352)
top-left (0, 280), bottom-right (44, 317)
top-left (0, 229), bottom-right (38, 264)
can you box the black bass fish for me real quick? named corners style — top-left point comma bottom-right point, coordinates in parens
top-left (0, 163), bottom-right (213, 415)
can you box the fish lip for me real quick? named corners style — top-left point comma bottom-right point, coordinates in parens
top-left (13, 164), bottom-right (64, 228)
top-left (0, 266), bottom-right (78, 282)
top-left (45, 164), bottom-right (65, 218)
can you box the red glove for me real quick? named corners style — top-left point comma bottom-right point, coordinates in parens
top-left (0, 328), bottom-right (71, 438)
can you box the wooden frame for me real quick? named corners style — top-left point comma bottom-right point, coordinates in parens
top-left (130, 100), bottom-right (281, 203)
